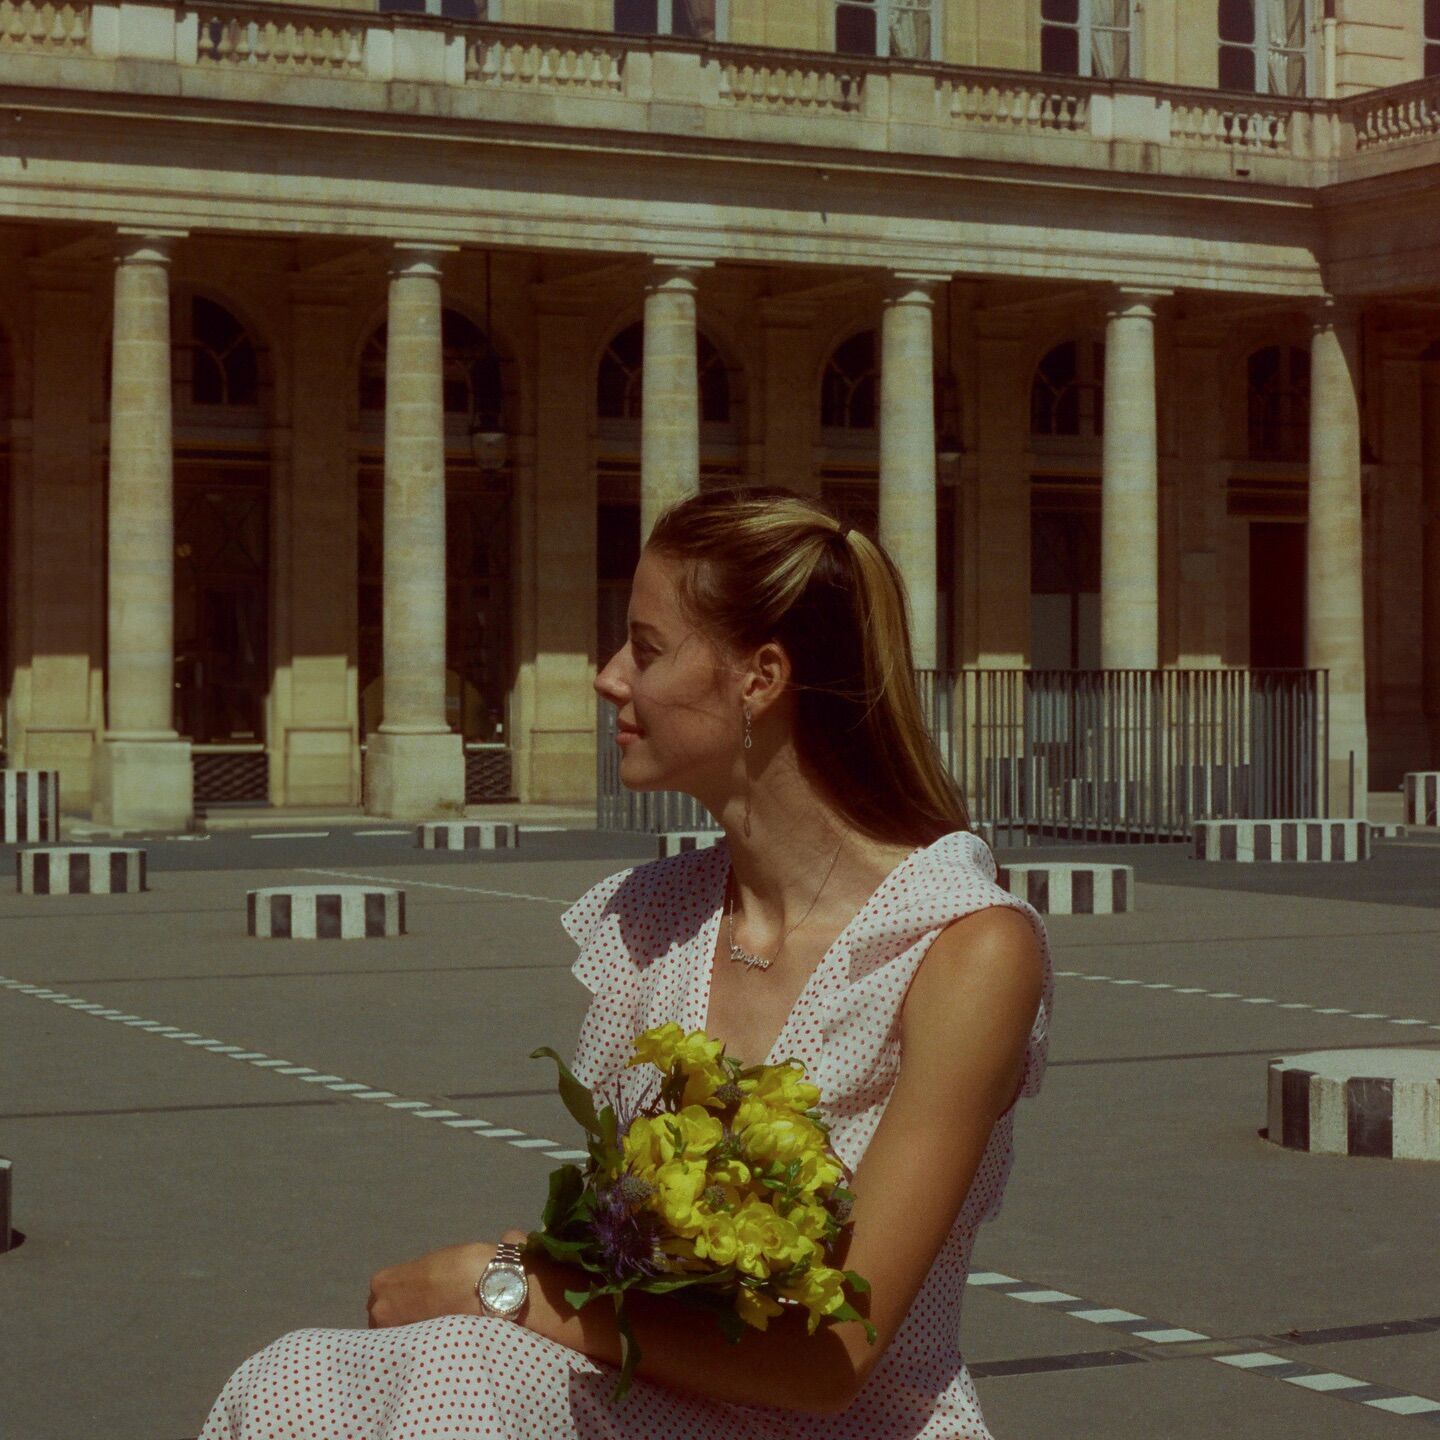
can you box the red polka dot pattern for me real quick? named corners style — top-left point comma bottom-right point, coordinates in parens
top-left (198, 830), bottom-right (1052, 1439)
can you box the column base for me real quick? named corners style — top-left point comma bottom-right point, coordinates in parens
top-left (93, 737), bottom-right (194, 832)
top-left (364, 731), bottom-right (465, 819)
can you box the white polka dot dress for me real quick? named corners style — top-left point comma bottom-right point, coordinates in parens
top-left (198, 829), bottom-right (1053, 1440)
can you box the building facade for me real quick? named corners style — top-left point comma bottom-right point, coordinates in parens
top-left (0, 0), bottom-right (1438, 823)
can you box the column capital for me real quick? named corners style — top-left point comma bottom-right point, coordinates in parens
top-left (388, 242), bottom-right (460, 279)
top-left (644, 257), bottom-right (713, 294)
top-left (883, 270), bottom-right (949, 304)
top-left (1310, 293), bottom-right (1361, 333)
top-left (1104, 284), bottom-right (1170, 320)
top-left (114, 228), bottom-right (187, 266)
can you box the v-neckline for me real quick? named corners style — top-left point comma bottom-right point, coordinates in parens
top-left (694, 835), bottom-right (932, 1071)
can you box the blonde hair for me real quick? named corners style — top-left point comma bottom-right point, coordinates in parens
top-left (646, 485), bottom-right (972, 848)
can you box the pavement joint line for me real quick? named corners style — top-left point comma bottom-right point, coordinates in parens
top-left (969, 1270), bottom-right (1440, 1421)
top-left (0, 972), bottom-right (588, 1164)
top-left (301, 867), bottom-right (572, 906)
top-left (252, 832), bottom-right (332, 840)
top-left (1053, 970), bottom-right (1439, 1032)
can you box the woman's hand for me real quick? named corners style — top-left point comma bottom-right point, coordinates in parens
top-left (367, 1228), bottom-right (529, 1328)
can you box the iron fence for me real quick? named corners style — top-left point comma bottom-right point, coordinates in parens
top-left (596, 668), bottom-right (1332, 843)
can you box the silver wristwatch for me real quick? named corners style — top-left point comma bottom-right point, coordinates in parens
top-left (476, 1242), bottom-right (529, 1320)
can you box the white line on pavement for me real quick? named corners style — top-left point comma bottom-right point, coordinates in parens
top-left (301, 868), bottom-right (571, 906)
top-left (252, 832), bottom-right (332, 840)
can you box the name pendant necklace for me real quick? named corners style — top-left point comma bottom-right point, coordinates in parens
top-left (726, 837), bottom-right (845, 972)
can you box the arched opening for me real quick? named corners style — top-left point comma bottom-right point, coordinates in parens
top-left (1246, 344), bottom-right (1309, 462)
top-left (1031, 338), bottom-right (1105, 439)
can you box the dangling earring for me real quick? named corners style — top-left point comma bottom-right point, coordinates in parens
top-left (742, 707), bottom-right (753, 838)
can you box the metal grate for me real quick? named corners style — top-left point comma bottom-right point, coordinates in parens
top-left (193, 747), bottom-right (269, 806)
top-left (465, 746), bottom-right (515, 803)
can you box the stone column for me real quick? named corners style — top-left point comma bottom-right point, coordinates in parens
top-left (525, 299), bottom-right (597, 804)
top-left (640, 259), bottom-right (709, 545)
top-left (94, 230), bottom-right (193, 832)
top-left (364, 244), bottom-right (465, 818)
top-left (276, 279), bottom-right (360, 806)
top-left (1308, 297), bottom-right (1369, 815)
top-left (760, 297), bottom-right (820, 496)
top-left (1422, 350), bottom-right (1440, 763)
top-left (879, 272), bottom-right (944, 672)
top-left (1100, 287), bottom-right (1165, 670)
top-left (13, 268), bottom-right (106, 808)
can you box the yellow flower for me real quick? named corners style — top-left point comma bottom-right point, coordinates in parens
top-left (737, 1111), bottom-right (829, 1167)
top-left (628, 1023), bottom-right (725, 1076)
top-left (622, 1106), bottom-right (725, 1174)
top-left (794, 1149), bottom-right (846, 1197)
top-left (731, 1196), bottom-right (817, 1279)
top-left (649, 1159), bottom-right (709, 1236)
top-left (735, 1286), bottom-right (786, 1331)
top-left (777, 1264), bottom-right (850, 1334)
top-left (790, 1202), bottom-right (834, 1243)
top-left (738, 1061), bottom-right (821, 1115)
top-left (693, 1210), bottom-right (739, 1266)
top-left (707, 1155), bottom-right (752, 1190)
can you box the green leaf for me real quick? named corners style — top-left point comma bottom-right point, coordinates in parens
top-left (531, 1047), bottom-right (603, 1136)
top-left (842, 1269), bottom-right (872, 1294)
top-left (539, 1164), bottom-right (586, 1230)
top-left (714, 1304), bottom-right (745, 1345)
top-left (563, 1287), bottom-right (602, 1313)
top-left (609, 1294), bottom-right (643, 1404)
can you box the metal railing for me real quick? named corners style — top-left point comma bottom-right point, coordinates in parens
top-left (596, 668), bottom-right (1332, 843)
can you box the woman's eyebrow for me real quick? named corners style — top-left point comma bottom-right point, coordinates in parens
top-left (628, 620), bottom-right (662, 637)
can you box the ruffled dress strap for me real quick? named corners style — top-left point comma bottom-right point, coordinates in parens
top-left (561, 865), bottom-right (642, 1094)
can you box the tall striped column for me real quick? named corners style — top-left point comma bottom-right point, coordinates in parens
top-left (880, 272), bottom-right (945, 672)
top-left (640, 259), bottom-right (710, 546)
top-left (364, 244), bottom-right (465, 819)
top-left (1308, 298), bottom-right (1369, 817)
top-left (93, 230), bottom-right (194, 832)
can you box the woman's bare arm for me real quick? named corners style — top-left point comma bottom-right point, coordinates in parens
top-left (512, 903), bottom-right (1046, 1413)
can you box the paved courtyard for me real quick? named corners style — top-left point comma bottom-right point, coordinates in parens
top-left (1, 824), bottom-right (1437, 1439)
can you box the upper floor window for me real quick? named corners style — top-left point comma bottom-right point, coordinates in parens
top-left (1427, 0), bottom-right (1440, 77)
top-left (835, 0), bottom-right (937, 60)
top-left (378, 0), bottom-right (485, 17)
top-left (615, 0), bottom-right (721, 39)
top-left (1031, 340), bottom-right (1105, 439)
top-left (1247, 345), bottom-right (1309, 462)
top-left (1218, 0), bottom-right (1309, 95)
top-left (596, 322), bottom-right (732, 423)
top-left (177, 295), bottom-right (263, 409)
top-left (821, 330), bottom-right (878, 430)
top-left (1040, 0), bottom-right (1133, 79)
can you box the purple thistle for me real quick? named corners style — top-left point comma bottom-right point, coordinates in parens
top-left (591, 1180), bottom-right (667, 1282)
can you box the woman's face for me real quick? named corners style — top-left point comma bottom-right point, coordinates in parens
top-left (595, 548), bottom-right (759, 797)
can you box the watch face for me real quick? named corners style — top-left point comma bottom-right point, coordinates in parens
top-left (481, 1264), bottom-right (526, 1314)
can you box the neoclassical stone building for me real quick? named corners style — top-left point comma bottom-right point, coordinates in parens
top-left (0, 0), bottom-right (1437, 825)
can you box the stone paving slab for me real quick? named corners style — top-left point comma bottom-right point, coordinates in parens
top-left (2, 834), bottom-right (1438, 1438)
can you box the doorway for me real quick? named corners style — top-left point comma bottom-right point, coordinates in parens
top-left (1249, 521), bottom-right (1306, 668)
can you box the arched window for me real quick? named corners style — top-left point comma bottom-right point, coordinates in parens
top-left (1246, 344), bottom-right (1309, 461)
top-left (595, 323), bottom-right (732, 424)
top-left (1041, 0), bottom-right (1133, 78)
top-left (359, 308), bottom-right (504, 421)
top-left (834, 0), bottom-right (936, 59)
top-left (176, 296), bottom-right (261, 408)
top-left (1031, 340), bottom-right (1105, 438)
top-left (1218, 0), bottom-right (1309, 95)
top-left (821, 330), bottom-right (878, 430)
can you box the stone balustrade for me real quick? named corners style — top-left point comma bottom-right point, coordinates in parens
top-left (9, 0), bottom-right (1436, 184)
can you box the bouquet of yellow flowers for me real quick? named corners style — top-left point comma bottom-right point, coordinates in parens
top-left (528, 1022), bottom-right (875, 1401)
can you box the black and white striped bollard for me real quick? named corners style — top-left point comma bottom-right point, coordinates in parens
top-left (17, 847), bottom-right (147, 895)
top-left (1192, 819), bottom-right (1370, 862)
top-left (995, 862), bottom-right (1133, 914)
top-left (247, 885), bottom-right (405, 939)
top-left (2, 770), bottom-right (61, 844)
top-left (1268, 1051), bottom-right (1440, 1160)
top-left (657, 832), bottom-right (723, 859)
top-left (416, 822), bottom-right (518, 850)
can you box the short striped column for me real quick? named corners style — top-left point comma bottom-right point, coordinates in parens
top-left (657, 831), bottom-right (722, 858)
top-left (1268, 1050), bottom-right (1440, 1160)
top-left (416, 822), bottom-right (517, 850)
top-left (247, 885), bottom-right (405, 939)
top-left (0, 1156), bottom-right (12, 1254)
top-left (995, 862), bottom-right (1133, 914)
top-left (1192, 819), bottom-right (1370, 862)
top-left (1370, 823), bottom-right (1408, 840)
top-left (18, 847), bottom-right (146, 895)
top-left (1, 771), bottom-right (60, 844)
top-left (1403, 772), bottom-right (1439, 826)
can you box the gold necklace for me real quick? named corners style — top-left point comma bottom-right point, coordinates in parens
top-left (726, 838), bottom-right (845, 972)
